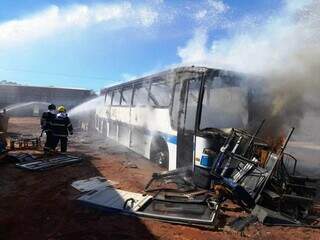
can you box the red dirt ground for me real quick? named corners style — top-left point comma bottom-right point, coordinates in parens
top-left (0, 117), bottom-right (319, 240)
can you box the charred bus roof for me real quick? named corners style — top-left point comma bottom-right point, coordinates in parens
top-left (100, 66), bottom-right (250, 95)
top-left (100, 66), bottom-right (209, 94)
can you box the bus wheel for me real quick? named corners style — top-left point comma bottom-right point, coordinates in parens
top-left (150, 137), bottom-right (169, 168)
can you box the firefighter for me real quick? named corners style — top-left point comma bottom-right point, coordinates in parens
top-left (40, 104), bottom-right (57, 152)
top-left (51, 105), bottom-right (73, 152)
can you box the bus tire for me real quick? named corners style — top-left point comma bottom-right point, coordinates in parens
top-left (150, 137), bottom-right (169, 168)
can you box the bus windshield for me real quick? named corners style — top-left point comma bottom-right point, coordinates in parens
top-left (200, 73), bottom-right (248, 130)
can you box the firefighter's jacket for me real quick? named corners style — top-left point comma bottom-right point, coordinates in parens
top-left (51, 113), bottom-right (73, 137)
top-left (40, 110), bottom-right (56, 131)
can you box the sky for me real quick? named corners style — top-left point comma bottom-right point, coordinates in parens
top-left (0, 0), bottom-right (305, 92)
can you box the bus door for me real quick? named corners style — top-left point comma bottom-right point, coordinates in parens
top-left (176, 78), bottom-right (201, 168)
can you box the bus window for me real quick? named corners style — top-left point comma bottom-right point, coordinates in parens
top-left (121, 88), bottom-right (132, 106)
top-left (171, 82), bottom-right (182, 130)
top-left (112, 89), bottom-right (121, 105)
top-left (200, 74), bottom-right (248, 130)
top-left (149, 81), bottom-right (171, 107)
top-left (105, 92), bottom-right (112, 105)
top-left (185, 79), bottom-right (201, 131)
top-left (133, 85), bottom-right (149, 106)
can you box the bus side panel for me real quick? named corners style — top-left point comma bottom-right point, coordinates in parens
top-left (95, 103), bottom-right (108, 133)
top-left (167, 142), bottom-right (177, 170)
top-left (131, 107), bottom-right (172, 133)
top-left (110, 106), bottom-right (131, 147)
top-left (95, 104), bottom-right (178, 170)
top-left (131, 126), bottom-right (151, 158)
top-left (110, 106), bottom-right (130, 123)
top-left (131, 107), bottom-right (177, 162)
top-left (118, 122), bottom-right (130, 147)
top-left (108, 120), bottom-right (117, 140)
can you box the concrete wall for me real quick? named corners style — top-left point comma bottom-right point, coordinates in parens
top-left (0, 85), bottom-right (95, 116)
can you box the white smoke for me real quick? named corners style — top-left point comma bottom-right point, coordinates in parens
top-left (179, 1), bottom-right (320, 76)
top-left (178, 0), bottom-right (320, 139)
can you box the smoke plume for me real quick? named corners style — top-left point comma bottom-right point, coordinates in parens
top-left (178, 0), bottom-right (320, 139)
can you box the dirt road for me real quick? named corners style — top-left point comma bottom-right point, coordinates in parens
top-left (0, 117), bottom-right (319, 240)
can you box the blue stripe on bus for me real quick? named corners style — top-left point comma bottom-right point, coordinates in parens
top-left (163, 134), bottom-right (177, 144)
top-left (147, 131), bottom-right (177, 145)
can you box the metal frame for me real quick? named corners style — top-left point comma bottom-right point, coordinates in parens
top-left (16, 155), bottom-right (82, 171)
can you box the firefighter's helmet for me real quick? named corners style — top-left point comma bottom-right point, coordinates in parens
top-left (48, 104), bottom-right (56, 110)
top-left (57, 105), bottom-right (66, 113)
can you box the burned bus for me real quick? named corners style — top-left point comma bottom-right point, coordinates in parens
top-left (87, 67), bottom-right (318, 227)
top-left (95, 66), bottom-right (254, 170)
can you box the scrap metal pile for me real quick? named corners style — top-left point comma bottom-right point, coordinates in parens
top-left (77, 121), bottom-right (320, 230)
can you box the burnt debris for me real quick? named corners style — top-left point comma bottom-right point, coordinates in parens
top-left (77, 120), bottom-right (320, 229)
top-left (144, 121), bottom-right (319, 228)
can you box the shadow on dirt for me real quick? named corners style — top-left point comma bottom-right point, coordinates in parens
top-left (0, 152), bottom-right (157, 240)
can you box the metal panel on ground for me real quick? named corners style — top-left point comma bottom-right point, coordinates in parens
top-left (71, 177), bottom-right (118, 192)
top-left (77, 187), bottom-right (151, 213)
top-left (136, 198), bottom-right (219, 227)
top-left (16, 155), bottom-right (82, 171)
top-left (8, 152), bottom-right (37, 163)
top-left (77, 187), bottom-right (220, 227)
